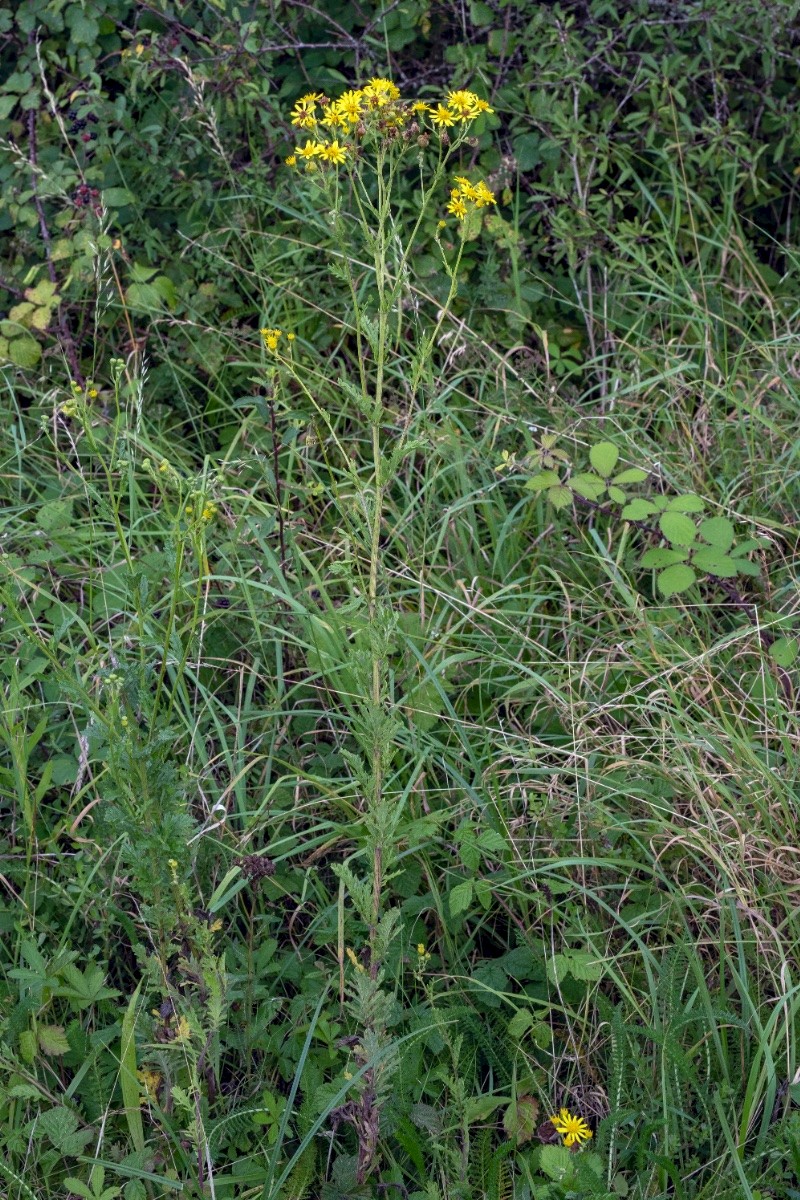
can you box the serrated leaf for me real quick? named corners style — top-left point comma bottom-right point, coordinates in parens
top-left (732, 559), bottom-right (761, 577)
top-left (37, 1104), bottom-right (78, 1147)
top-left (659, 511), bottom-right (697, 546)
top-left (508, 1008), bottom-right (535, 1039)
top-left (503, 1094), bottom-right (539, 1143)
top-left (547, 949), bottom-right (602, 984)
top-left (607, 485), bottom-right (626, 504)
top-left (698, 516), bottom-right (734, 551)
top-left (548, 485), bottom-right (572, 509)
top-left (570, 472), bottom-right (606, 500)
top-left (38, 1024), bottom-right (70, 1055)
top-left (449, 880), bottom-right (473, 916)
top-left (640, 547), bottom-right (688, 568)
top-left (621, 499), bottom-right (657, 520)
top-left (8, 335), bottom-right (41, 368)
top-left (524, 469), bottom-right (560, 492)
top-left (19, 1029), bottom-right (37, 1063)
top-left (589, 441), bottom-right (619, 476)
top-left (769, 637), bottom-right (798, 667)
top-left (657, 564), bottom-right (696, 597)
top-left (539, 1143), bottom-right (573, 1180)
top-left (613, 467), bottom-right (648, 484)
top-left (410, 1102), bottom-right (443, 1134)
top-left (666, 493), bottom-right (705, 513)
top-left (690, 549), bottom-right (739, 577)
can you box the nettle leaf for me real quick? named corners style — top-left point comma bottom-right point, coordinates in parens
top-left (640, 547), bottom-right (688, 568)
top-left (698, 516), bottom-right (734, 551)
top-left (769, 637), bottom-right (798, 668)
top-left (657, 564), bottom-right (696, 597)
top-left (666, 493), bottom-right (705, 513)
top-left (613, 467), bottom-right (648, 484)
top-left (570, 472), bottom-right (606, 500)
top-left (621, 499), bottom-right (657, 520)
top-left (589, 441), bottom-right (619, 476)
top-left (539, 1144), bottom-right (574, 1181)
top-left (548, 485), bottom-right (573, 509)
top-left (659, 512), bottom-right (697, 546)
top-left (508, 1008), bottom-right (535, 1039)
top-left (690, 549), bottom-right (739, 577)
top-left (547, 949), bottom-right (602, 984)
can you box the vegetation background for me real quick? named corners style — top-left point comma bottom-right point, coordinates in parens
top-left (1, 1), bottom-right (799, 1198)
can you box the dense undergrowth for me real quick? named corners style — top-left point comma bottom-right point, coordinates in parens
top-left (1, 3), bottom-right (799, 1199)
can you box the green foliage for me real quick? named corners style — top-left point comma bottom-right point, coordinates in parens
top-left (0, 2), bottom-right (799, 1200)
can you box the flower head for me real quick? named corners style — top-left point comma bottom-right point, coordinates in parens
top-left (285, 154), bottom-right (297, 167)
top-left (430, 103), bottom-right (456, 129)
top-left (295, 140), bottom-right (324, 162)
top-left (549, 1107), bottom-right (593, 1148)
top-left (319, 139), bottom-right (348, 165)
top-left (335, 89), bottom-right (364, 123)
top-left (363, 77), bottom-right (400, 106)
top-left (260, 327), bottom-right (282, 352)
top-left (446, 193), bottom-right (467, 220)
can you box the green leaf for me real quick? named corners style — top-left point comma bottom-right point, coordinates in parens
top-left (449, 880), bottom-right (473, 917)
top-left (7, 335), bottom-right (41, 368)
top-left (690, 549), bottom-right (739, 577)
top-left (698, 516), bottom-right (734, 551)
top-left (640, 547), bottom-right (688, 568)
top-left (539, 1144), bottom-right (573, 1181)
top-left (120, 982), bottom-right (145, 1153)
top-left (731, 559), bottom-right (761, 577)
top-left (66, 6), bottom-right (99, 44)
top-left (508, 1008), bottom-right (535, 1039)
top-left (589, 441), bottom-right (619, 477)
top-left (769, 637), bottom-right (798, 668)
top-left (613, 467), bottom-right (648, 484)
top-left (657, 564), bottom-right (696, 597)
top-left (607, 485), bottom-right (626, 504)
top-left (513, 133), bottom-right (540, 171)
top-left (38, 1024), bottom-right (70, 1056)
top-left (570, 472), bottom-right (606, 500)
top-left (36, 499), bottom-right (73, 532)
top-left (659, 512), bottom-right (697, 546)
top-left (470, 0), bottom-right (495, 25)
top-left (621, 499), bottom-right (657, 520)
top-left (524, 469), bottom-right (560, 492)
top-left (548, 485), bottom-right (572, 509)
top-left (547, 949), bottom-right (602, 984)
top-left (19, 1029), bottom-right (37, 1063)
top-left (103, 188), bottom-right (135, 208)
top-left (503, 1094), bottom-right (539, 1143)
top-left (666, 493), bottom-right (705, 513)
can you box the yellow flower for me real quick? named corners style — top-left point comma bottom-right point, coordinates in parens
top-left (295, 140), bottom-right (323, 160)
top-left (201, 502), bottom-right (217, 522)
top-left (446, 89), bottom-right (478, 120)
top-left (411, 100), bottom-right (430, 113)
top-left (137, 1067), bottom-right (162, 1102)
top-left (549, 1107), bottom-right (593, 1147)
top-left (321, 107), bottom-right (346, 128)
top-left (446, 195), bottom-right (467, 219)
top-left (285, 154), bottom-right (297, 166)
top-left (335, 89), bottom-right (364, 123)
top-left (363, 77), bottom-right (400, 106)
top-left (473, 180), bottom-right (496, 207)
top-left (471, 96), bottom-right (493, 114)
top-left (260, 327), bottom-right (282, 351)
top-left (319, 139), bottom-right (347, 164)
top-left (430, 103), bottom-right (456, 128)
top-left (417, 943), bottom-right (426, 955)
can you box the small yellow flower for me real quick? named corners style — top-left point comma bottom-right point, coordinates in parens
top-left (287, 332), bottom-right (296, 341)
top-left (335, 89), bottom-right (364, 123)
top-left (201, 502), bottom-right (217, 522)
top-left (430, 103), bottom-right (456, 128)
top-left (411, 100), bottom-right (430, 113)
top-left (319, 139), bottom-right (347, 165)
top-left (260, 327), bottom-right (282, 351)
top-left (417, 943), bottom-right (426, 956)
top-left (158, 459), bottom-right (169, 472)
top-left (285, 154), bottom-right (297, 166)
top-left (446, 195), bottom-right (467, 220)
top-left (473, 180), bottom-right (497, 208)
top-left (471, 96), bottom-right (493, 114)
top-left (209, 918), bottom-right (223, 933)
top-left (446, 90), bottom-right (477, 120)
top-left (295, 140), bottom-right (323, 161)
top-left (363, 77), bottom-right (400, 106)
top-left (321, 107), bottom-right (346, 128)
top-left (549, 1107), bottom-right (593, 1148)
top-left (88, 387), bottom-right (98, 399)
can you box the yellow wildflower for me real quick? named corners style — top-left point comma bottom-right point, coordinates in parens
top-left (335, 89), bottom-right (364, 123)
top-left (295, 140), bottom-right (323, 161)
top-left (363, 77), bottom-right (400, 106)
top-left (319, 139), bottom-right (347, 164)
top-left (290, 92), bottom-right (323, 128)
top-left (430, 103), bottom-right (456, 128)
top-left (321, 107), bottom-right (346, 128)
top-left (471, 96), bottom-right (493, 114)
top-left (473, 180), bottom-right (496, 207)
top-left (260, 327), bottom-right (282, 351)
top-left (411, 100), bottom-right (430, 113)
top-left (549, 1108), bottom-right (593, 1147)
top-left (201, 502), bottom-right (217, 522)
top-left (446, 89), bottom-right (478, 120)
top-left (285, 154), bottom-right (297, 166)
top-left (446, 195), bottom-right (467, 220)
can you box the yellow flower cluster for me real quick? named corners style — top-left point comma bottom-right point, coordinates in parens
top-left (549, 1107), bottom-right (593, 1147)
top-left (286, 78), bottom-right (493, 169)
top-left (260, 326), bottom-right (295, 351)
top-left (445, 175), bottom-right (497, 220)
